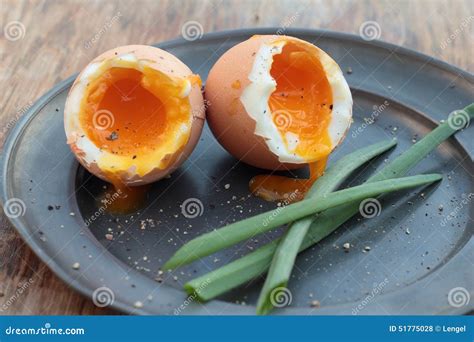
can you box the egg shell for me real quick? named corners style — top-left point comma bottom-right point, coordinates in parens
top-left (205, 36), bottom-right (303, 171)
top-left (65, 45), bottom-right (205, 186)
top-left (205, 35), bottom-right (353, 171)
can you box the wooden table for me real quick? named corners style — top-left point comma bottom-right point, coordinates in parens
top-left (0, 0), bottom-right (472, 315)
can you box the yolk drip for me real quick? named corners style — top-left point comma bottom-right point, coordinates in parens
top-left (100, 172), bottom-right (150, 214)
top-left (250, 41), bottom-right (333, 202)
top-left (249, 157), bottom-right (328, 203)
top-left (79, 66), bottom-right (198, 213)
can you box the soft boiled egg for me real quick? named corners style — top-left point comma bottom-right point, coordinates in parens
top-left (205, 35), bottom-right (352, 202)
top-left (64, 45), bottom-right (205, 189)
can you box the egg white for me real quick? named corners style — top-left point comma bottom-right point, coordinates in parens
top-left (64, 53), bottom-right (193, 178)
top-left (240, 39), bottom-right (353, 164)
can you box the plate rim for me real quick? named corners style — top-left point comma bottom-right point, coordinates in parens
top-left (1, 27), bottom-right (473, 315)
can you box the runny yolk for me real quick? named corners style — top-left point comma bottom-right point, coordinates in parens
top-left (100, 172), bottom-right (150, 214)
top-left (250, 41), bottom-right (333, 203)
top-left (82, 67), bottom-right (167, 157)
top-left (80, 66), bottom-right (197, 213)
top-left (249, 157), bottom-right (328, 203)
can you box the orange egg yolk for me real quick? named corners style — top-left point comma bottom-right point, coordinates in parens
top-left (250, 41), bottom-right (333, 202)
top-left (81, 67), bottom-right (195, 164)
top-left (79, 66), bottom-right (198, 213)
top-left (83, 67), bottom-right (167, 157)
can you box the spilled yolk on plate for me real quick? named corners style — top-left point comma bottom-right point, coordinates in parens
top-left (79, 66), bottom-right (199, 213)
top-left (249, 158), bottom-right (328, 203)
top-left (101, 174), bottom-right (151, 214)
top-left (249, 41), bottom-right (333, 202)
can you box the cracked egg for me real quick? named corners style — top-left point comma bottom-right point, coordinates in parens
top-left (64, 45), bottom-right (205, 188)
top-left (204, 35), bottom-right (353, 201)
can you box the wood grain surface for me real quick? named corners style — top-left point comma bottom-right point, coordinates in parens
top-left (0, 0), bottom-right (472, 315)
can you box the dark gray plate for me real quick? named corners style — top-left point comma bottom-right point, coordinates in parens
top-left (1, 28), bottom-right (473, 315)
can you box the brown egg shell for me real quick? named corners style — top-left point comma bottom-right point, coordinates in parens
top-left (205, 35), bottom-right (306, 171)
top-left (65, 45), bottom-right (205, 186)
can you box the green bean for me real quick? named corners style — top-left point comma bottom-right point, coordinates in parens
top-left (185, 104), bottom-right (473, 307)
top-left (182, 139), bottom-right (398, 298)
top-left (164, 174), bottom-right (441, 271)
top-left (256, 103), bottom-right (474, 314)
